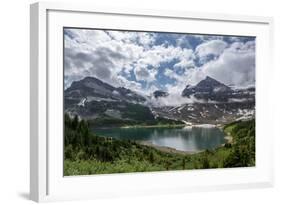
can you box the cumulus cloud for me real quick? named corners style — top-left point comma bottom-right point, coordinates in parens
top-left (164, 39), bottom-right (255, 91)
top-left (195, 39), bottom-right (227, 62)
top-left (134, 66), bottom-right (157, 82)
top-left (64, 29), bottom-right (143, 88)
top-left (64, 29), bottom-right (195, 90)
top-left (149, 94), bottom-right (206, 107)
top-left (200, 40), bottom-right (255, 87)
top-left (64, 28), bottom-right (255, 97)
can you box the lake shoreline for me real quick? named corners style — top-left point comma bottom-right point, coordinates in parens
top-left (120, 123), bottom-right (225, 129)
top-left (120, 124), bottom-right (186, 129)
top-left (138, 141), bottom-right (203, 155)
top-left (93, 123), bottom-right (228, 155)
top-left (217, 126), bottom-right (234, 144)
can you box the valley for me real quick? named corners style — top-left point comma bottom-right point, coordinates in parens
top-left (64, 75), bottom-right (255, 127)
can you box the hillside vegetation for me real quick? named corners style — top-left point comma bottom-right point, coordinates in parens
top-left (83, 101), bottom-right (184, 128)
top-left (64, 113), bottom-right (255, 176)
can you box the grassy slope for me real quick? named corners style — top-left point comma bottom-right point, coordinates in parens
top-left (64, 114), bottom-right (255, 176)
top-left (84, 101), bottom-right (184, 128)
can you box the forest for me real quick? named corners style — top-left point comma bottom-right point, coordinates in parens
top-left (64, 113), bottom-right (255, 176)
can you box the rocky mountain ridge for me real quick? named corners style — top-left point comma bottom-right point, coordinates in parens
top-left (64, 76), bottom-right (255, 124)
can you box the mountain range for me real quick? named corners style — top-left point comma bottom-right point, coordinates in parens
top-left (64, 76), bottom-right (255, 125)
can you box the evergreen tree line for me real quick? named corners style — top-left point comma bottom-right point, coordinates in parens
top-left (64, 113), bottom-right (255, 175)
top-left (223, 119), bottom-right (255, 167)
top-left (64, 113), bottom-right (121, 162)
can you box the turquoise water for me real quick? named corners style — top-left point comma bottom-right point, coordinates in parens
top-left (92, 126), bottom-right (226, 152)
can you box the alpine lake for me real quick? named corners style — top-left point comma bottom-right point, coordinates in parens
top-left (92, 126), bottom-right (226, 153)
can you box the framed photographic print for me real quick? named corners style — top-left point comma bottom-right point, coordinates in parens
top-left (30, 2), bottom-right (274, 202)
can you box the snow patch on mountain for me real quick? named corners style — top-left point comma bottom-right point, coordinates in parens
top-left (78, 98), bottom-right (87, 107)
top-left (228, 98), bottom-right (249, 103)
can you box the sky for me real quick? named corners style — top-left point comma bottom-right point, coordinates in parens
top-left (64, 28), bottom-right (255, 96)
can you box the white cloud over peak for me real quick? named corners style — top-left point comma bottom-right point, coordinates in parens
top-left (195, 39), bottom-right (227, 59)
top-left (165, 40), bottom-right (255, 90)
top-left (149, 93), bottom-right (205, 107)
top-left (64, 28), bottom-right (255, 96)
top-left (200, 40), bottom-right (255, 87)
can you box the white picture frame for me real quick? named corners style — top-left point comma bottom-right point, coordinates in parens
top-left (30, 1), bottom-right (274, 202)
